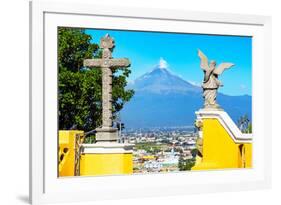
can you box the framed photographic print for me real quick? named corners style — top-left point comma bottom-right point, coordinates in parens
top-left (30, 0), bottom-right (272, 204)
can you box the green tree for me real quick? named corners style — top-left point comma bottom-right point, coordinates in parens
top-left (246, 122), bottom-right (252, 133)
top-left (178, 155), bottom-right (196, 171)
top-left (237, 114), bottom-right (252, 133)
top-left (58, 28), bottom-right (134, 132)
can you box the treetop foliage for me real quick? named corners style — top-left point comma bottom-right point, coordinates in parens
top-left (58, 27), bottom-right (134, 131)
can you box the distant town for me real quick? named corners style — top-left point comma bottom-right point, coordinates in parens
top-left (119, 126), bottom-right (198, 173)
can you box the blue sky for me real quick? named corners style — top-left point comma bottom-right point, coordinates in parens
top-left (86, 29), bottom-right (252, 96)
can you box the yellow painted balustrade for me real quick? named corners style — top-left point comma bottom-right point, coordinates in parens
top-left (58, 130), bottom-right (134, 177)
top-left (192, 110), bottom-right (252, 170)
top-left (80, 152), bottom-right (133, 176)
top-left (79, 143), bottom-right (134, 176)
top-left (58, 130), bottom-right (84, 177)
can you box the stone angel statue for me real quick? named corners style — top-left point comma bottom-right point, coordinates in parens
top-left (198, 49), bottom-right (234, 109)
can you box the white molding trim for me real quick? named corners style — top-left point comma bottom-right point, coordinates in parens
top-left (39, 0), bottom-right (269, 26)
top-left (81, 142), bottom-right (134, 154)
top-left (196, 109), bottom-right (253, 143)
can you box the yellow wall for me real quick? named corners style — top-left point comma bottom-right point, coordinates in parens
top-left (192, 118), bottom-right (252, 170)
top-left (58, 130), bottom-right (133, 177)
top-left (80, 153), bottom-right (133, 176)
top-left (58, 130), bottom-right (84, 177)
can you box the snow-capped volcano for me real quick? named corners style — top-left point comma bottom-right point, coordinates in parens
top-left (158, 57), bottom-right (168, 69)
top-left (130, 58), bottom-right (200, 94)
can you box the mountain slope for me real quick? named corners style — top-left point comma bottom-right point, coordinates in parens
top-left (129, 66), bottom-right (201, 94)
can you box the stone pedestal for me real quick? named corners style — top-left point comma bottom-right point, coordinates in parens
top-left (199, 106), bottom-right (223, 112)
top-left (80, 142), bottom-right (134, 176)
top-left (95, 127), bottom-right (118, 142)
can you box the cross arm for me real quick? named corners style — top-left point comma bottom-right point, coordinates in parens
top-left (84, 58), bottom-right (130, 68)
top-left (83, 59), bottom-right (103, 67)
top-left (107, 58), bottom-right (130, 68)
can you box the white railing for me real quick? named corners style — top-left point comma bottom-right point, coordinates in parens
top-left (196, 109), bottom-right (253, 143)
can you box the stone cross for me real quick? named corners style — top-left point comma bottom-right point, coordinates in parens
top-left (84, 34), bottom-right (130, 142)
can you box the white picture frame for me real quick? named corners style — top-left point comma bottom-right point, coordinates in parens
top-left (30, 0), bottom-right (272, 204)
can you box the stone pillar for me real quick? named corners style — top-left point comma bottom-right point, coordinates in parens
top-left (102, 66), bottom-right (113, 128)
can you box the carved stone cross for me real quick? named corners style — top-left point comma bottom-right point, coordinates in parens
top-left (84, 34), bottom-right (130, 142)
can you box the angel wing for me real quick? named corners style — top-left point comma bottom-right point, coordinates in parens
top-left (213, 63), bottom-right (234, 75)
top-left (198, 49), bottom-right (211, 71)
